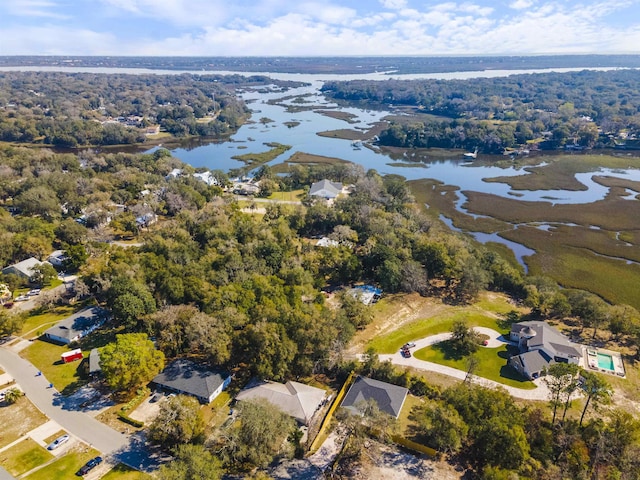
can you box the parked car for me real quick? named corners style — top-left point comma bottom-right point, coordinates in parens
top-left (149, 392), bottom-right (162, 403)
top-left (27, 289), bottom-right (41, 296)
top-left (403, 342), bottom-right (416, 349)
top-left (76, 456), bottom-right (102, 476)
top-left (14, 295), bottom-right (29, 302)
top-left (47, 434), bottom-right (70, 450)
top-left (401, 348), bottom-right (412, 358)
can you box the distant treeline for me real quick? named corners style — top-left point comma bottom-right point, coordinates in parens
top-left (2, 54), bottom-right (640, 74)
top-left (322, 69), bottom-right (640, 153)
top-left (0, 72), bottom-right (300, 147)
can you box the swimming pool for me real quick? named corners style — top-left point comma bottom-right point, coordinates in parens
top-left (597, 353), bottom-right (615, 371)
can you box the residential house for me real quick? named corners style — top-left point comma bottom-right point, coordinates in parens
top-left (151, 359), bottom-right (231, 404)
top-left (1, 257), bottom-right (43, 281)
top-left (347, 285), bottom-right (382, 306)
top-left (309, 179), bottom-right (343, 199)
top-left (89, 348), bottom-right (102, 377)
top-left (48, 250), bottom-right (67, 268)
top-left (508, 321), bottom-right (583, 379)
top-left (136, 212), bottom-right (157, 228)
top-left (43, 307), bottom-right (109, 345)
top-left (341, 376), bottom-right (408, 419)
top-left (235, 379), bottom-right (327, 426)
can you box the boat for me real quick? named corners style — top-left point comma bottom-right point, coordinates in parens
top-left (463, 147), bottom-right (478, 159)
top-left (351, 140), bottom-right (362, 150)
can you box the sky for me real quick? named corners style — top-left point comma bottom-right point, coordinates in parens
top-left (1, 0), bottom-right (640, 56)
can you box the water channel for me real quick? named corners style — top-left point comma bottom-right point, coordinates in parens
top-left (5, 65), bottom-right (640, 269)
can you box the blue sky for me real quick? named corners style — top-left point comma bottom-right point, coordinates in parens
top-left (1, 0), bottom-right (639, 56)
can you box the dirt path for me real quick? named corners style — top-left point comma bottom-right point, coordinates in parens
top-left (346, 293), bottom-right (450, 356)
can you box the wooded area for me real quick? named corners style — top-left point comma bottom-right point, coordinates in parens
top-left (322, 70), bottom-right (640, 153)
top-left (0, 72), bottom-right (304, 146)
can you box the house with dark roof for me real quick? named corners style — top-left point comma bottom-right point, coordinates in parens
top-left (235, 379), bottom-right (326, 426)
top-left (309, 179), bottom-right (342, 199)
top-left (341, 376), bottom-right (408, 419)
top-left (508, 321), bottom-right (583, 379)
top-left (151, 359), bottom-right (231, 404)
top-left (43, 307), bottom-right (109, 345)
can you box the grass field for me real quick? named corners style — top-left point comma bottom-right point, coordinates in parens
top-left (0, 397), bottom-right (48, 449)
top-left (20, 306), bottom-right (77, 338)
top-left (367, 309), bottom-right (506, 354)
top-left (20, 340), bottom-right (88, 394)
top-left (0, 438), bottom-right (53, 476)
top-left (267, 189), bottom-right (305, 201)
top-left (102, 463), bottom-right (151, 479)
top-left (24, 447), bottom-right (100, 480)
top-left (414, 341), bottom-right (536, 389)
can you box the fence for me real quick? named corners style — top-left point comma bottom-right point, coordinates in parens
top-left (308, 370), bottom-right (355, 454)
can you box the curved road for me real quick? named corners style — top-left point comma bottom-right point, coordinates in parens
top-left (0, 346), bottom-right (155, 470)
top-left (379, 328), bottom-right (552, 401)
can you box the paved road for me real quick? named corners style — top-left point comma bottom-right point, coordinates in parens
top-left (0, 347), bottom-right (159, 470)
top-left (378, 328), bottom-right (553, 401)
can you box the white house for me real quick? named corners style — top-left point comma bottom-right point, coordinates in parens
top-left (43, 307), bottom-right (109, 345)
top-left (48, 251), bottom-right (67, 267)
top-left (2, 257), bottom-right (43, 281)
top-left (509, 321), bottom-right (582, 379)
top-left (309, 179), bottom-right (343, 199)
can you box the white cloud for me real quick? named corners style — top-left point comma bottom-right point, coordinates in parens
top-left (4, 0), bottom-right (69, 19)
top-left (379, 0), bottom-right (407, 8)
top-left (2, 0), bottom-right (640, 56)
top-left (0, 26), bottom-right (118, 55)
top-left (509, 0), bottom-right (534, 9)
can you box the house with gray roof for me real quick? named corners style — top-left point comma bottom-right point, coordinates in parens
top-left (2, 257), bottom-right (43, 281)
top-left (43, 307), bottom-right (109, 345)
top-left (235, 379), bottom-right (326, 425)
top-left (151, 359), bottom-right (231, 404)
top-left (89, 348), bottom-right (102, 376)
top-left (309, 179), bottom-right (342, 199)
top-left (508, 321), bottom-right (583, 379)
top-left (341, 376), bottom-right (408, 419)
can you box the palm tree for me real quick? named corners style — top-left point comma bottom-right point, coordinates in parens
top-left (3, 387), bottom-right (24, 405)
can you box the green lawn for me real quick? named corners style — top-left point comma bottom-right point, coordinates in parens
top-left (24, 448), bottom-right (100, 480)
top-left (102, 463), bottom-right (151, 479)
top-left (20, 340), bottom-right (89, 394)
top-left (20, 306), bottom-right (77, 338)
top-left (0, 438), bottom-right (53, 476)
top-left (267, 189), bottom-right (304, 201)
top-left (367, 310), bottom-right (507, 355)
top-left (397, 394), bottom-right (424, 435)
top-left (414, 341), bottom-right (536, 390)
top-left (0, 397), bottom-right (48, 449)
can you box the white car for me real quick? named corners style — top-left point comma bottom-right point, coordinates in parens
top-left (47, 434), bottom-right (70, 450)
top-left (27, 289), bottom-right (41, 296)
top-left (14, 295), bottom-right (29, 302)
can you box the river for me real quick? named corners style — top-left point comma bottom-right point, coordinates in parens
top-left (4, 64), bottom-right (640, 268)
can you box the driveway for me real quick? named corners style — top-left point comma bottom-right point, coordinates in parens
top-left (0, 347), bottom-right (162, 471)
top-left (379, 328), bottom-right (552, 401)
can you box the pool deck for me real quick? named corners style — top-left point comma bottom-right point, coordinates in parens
top-left (583, 346), bottom-right (626, 377)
